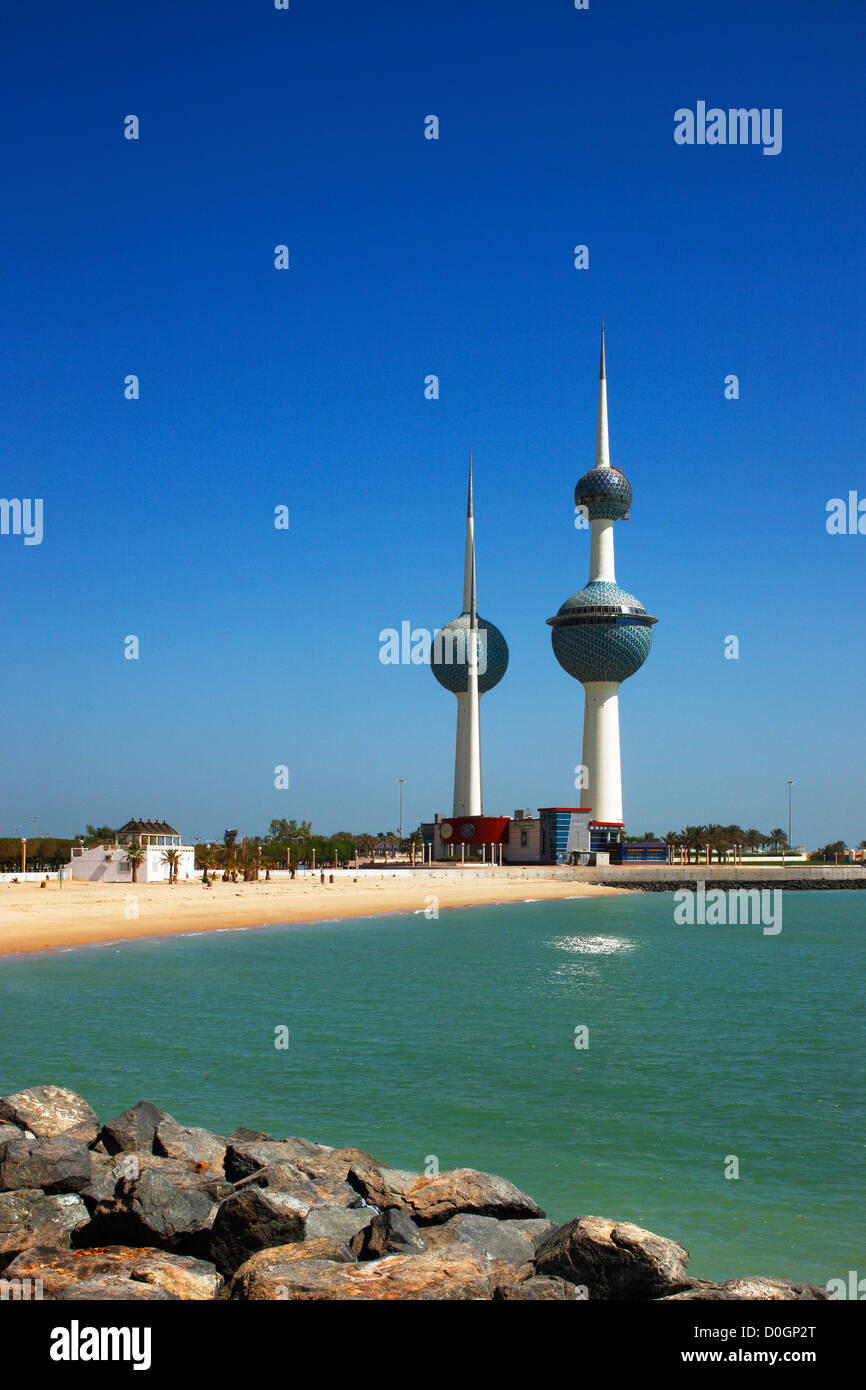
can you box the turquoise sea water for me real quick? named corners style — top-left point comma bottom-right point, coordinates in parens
top-left (1, 891), bottom-right (863, 1284)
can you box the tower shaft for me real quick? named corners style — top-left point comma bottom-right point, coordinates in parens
top-left (455, 456), bottom-right (482, 817)
top-left (580, 681), bottom-right (623, 824)
top-left (589, 519), bottom-right (616, 582)
top-left (453, 691), bottom-right (482, 816)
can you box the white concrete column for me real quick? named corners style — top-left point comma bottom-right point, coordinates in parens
top-left (580, 681), bottom-right (623, 825)
top-left (589, 519), bottom-right (616, 583)
top-left (453, 691), bottom-right (482, 817)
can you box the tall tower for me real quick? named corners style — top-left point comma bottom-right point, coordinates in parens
top-left (431, 459), bottom-right (509, 816)
top-left (547, 327), bottom-right (657, 846)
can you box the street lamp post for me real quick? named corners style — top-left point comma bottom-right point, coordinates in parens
top-left (398, 779), bottom-right (405, 839)
top-left (787, 781), bottom-right (794, 857)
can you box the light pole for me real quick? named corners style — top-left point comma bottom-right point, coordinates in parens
top-left (398, 779), bottom-right (405, 839)
top-left (787, 781), bottom-right (793, 856)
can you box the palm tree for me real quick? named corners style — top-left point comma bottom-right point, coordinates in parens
top-left (769, 828), bottom-right (787, 853)
top-left (124, 838), bottom-right (145, 884)
top-left (744, 829), bottom-right (762, 857)
top-left (682, 825), bottom-right (707, 864)
top-left (161, 847), bottom-right (181, 884)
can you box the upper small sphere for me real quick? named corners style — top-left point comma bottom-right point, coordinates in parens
top-left (430, 613), bottom-right (509, 695)
top-left (574, 466), bottom-right (632, 521)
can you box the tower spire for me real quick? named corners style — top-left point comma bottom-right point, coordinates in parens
top-left (595, 321), bottom-right (610, 469)
top-left (464, 451), bottom-right (481, 815)
top-left (462, 450), bottom-right (476, 614)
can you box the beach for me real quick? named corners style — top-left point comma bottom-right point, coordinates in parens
top-left (0, 874), bottom-right (624, 956)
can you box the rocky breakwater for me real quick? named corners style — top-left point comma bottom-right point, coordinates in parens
top-left (0, 1085), bottom-right (828, 1302)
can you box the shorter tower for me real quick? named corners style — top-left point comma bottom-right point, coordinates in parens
top-left (547, 327), bottom-right (657, 853)
top-left (431, 460), bottom-right (508, 817)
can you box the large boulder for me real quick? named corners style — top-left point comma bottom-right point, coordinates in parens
top-left (153, 1119), bottom-right (226, 1172)
top-left (304, 1205), bottom-right (375, 1246)
top-left (424, 1215), bottom-right (556, 1291)
top-left (0, 1136), bottom-right (92, 1196)
top-left (231, 1250), bottom-right (492, 1300)
top-left (55, 1277), bottom-right (180, 1300)
top-left (209, 1188), bottom-right (311, 1276)
top-left (0, 1086), bottom-right (97, 1139)
top-left (496, 1275), bottom-right (588, 1300)
top-left (225, 1136), bottom-right (380, 1187)
top-left (0, 1190), bottom-right (90, 1269)
top-left (354, 1207), bottom-right (427, 1259)
top-left (209, 1184), bottom-right (378, 1278)
top-left (4, 1244), bottom-right (221, 1300)
top-left (348, 1164), bottom-right (544, 1225)
top-left (228, 1240), bottom-right (356, 1297)
top-left (424, 1214), bottom-right (555, 1269)
top-left (225, 1138), bottom-right (332, 1184)
top-left (660, 1276), bottom-right (829, 1301)
top-left (235, 1161), bottom-right (362, 1210)
top-left (83, 1152), bottom-right (231, 1210)
top-left (82, 1169), bottom-right (216, 1252)
top-left (100, 1101), bottom-right (165, 1156)
top-left (225, 1127), bottom-right (276, 1145)
top-left (534, 1216), bottom-right (689, 1299)
top-left (0, 1125), bottom-right (29, 1145)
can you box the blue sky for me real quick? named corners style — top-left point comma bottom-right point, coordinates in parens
top-left (1, 0), bottom-right (863, 846)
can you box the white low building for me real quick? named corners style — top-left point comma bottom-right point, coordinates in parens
top-left (64, 819), bottom-right (196, 884)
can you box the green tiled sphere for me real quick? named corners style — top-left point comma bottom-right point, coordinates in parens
top-left (548, 581), bottom-right (654, 683)
top-left (574, 466), bottom-right (632, 521)
top-left (431, 613), bottom-right (509, 694)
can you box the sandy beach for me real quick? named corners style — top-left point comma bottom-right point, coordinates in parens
top-left (0, 874), bottom-right (625, 957)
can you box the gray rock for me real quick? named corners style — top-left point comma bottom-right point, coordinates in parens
top-left (304, 1205), bottom-right (375, 1246)
top-left (424, 1214), bottom-right (556, 1267)
top-left (534, 1216), bottom-right (689, 1300)
top-left (62, 1118), bottom-right (102, 1148)
top-left (354, 1207), bottom-right (427, 1259)
top-left (348, 1163), bottom-right (545, 1225)
top-left (84, 1151), bottom-right (231, 1207)
top-left (495, 1275), bottom-right (588, 1300)
top-left (153, 1119), bottom-right (226, 1172)
top-left (0, 1190), bottom-right (90, 1268)
top-left (659, 1276), bottom-right (829, 1301)
top-left (83, 1169), bottom-right (215, 1252)
top-left (0, 1135), bottom-right (92, 1196)
top-left (209, 1187), bottom-right (311, 1276)
top-left (54, 1276), bottom-right (180, 1300)
top-left (234, 1161), bottom-right (360, 1209)
top-left (230, 1251), bottom-right (492, 1300)
top-left (6, 1244), bottom-right (221, 1300)
top-left (225, 1137), bottom-right (333, 1184)
top-left (226, 1127), bottom-right (276, 1145)
top-left (228, 1239), bottom-right (356, 1297)
top-left (0, 1086), bottom-right (97, 1139)
top-left (100, 1101), bottom-right (166, 1155)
